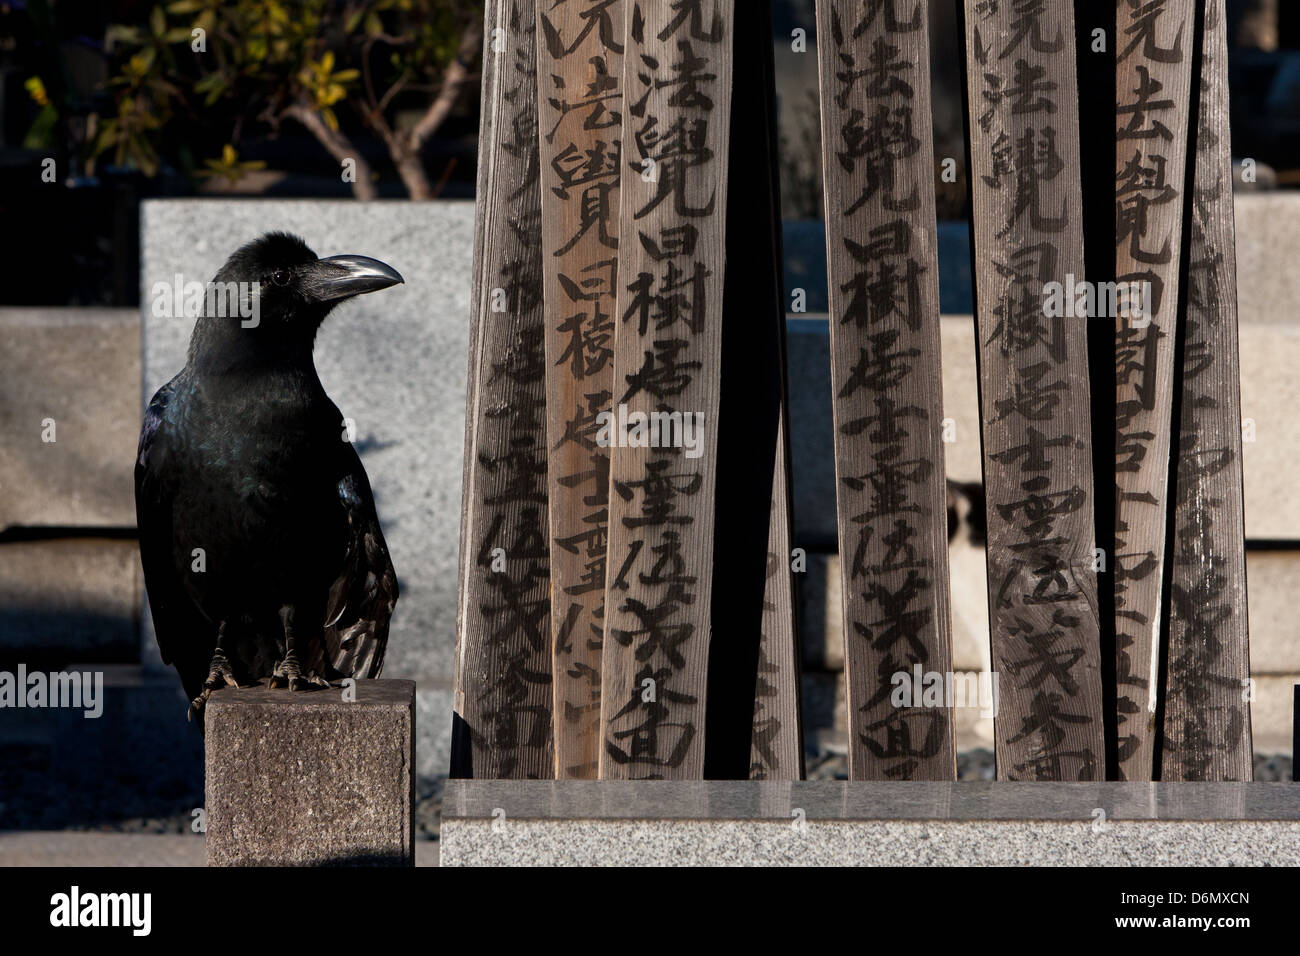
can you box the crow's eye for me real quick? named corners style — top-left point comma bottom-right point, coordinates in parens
top-left (270, 270), bottom-right (292, 287)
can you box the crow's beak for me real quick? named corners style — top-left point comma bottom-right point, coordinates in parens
top-left (304, 254), bottom-right (404, 303)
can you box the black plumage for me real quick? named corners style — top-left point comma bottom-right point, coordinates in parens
top-left (135, 232), bottom-right (403, 721)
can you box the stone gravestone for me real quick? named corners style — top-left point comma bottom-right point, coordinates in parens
top-left (141, 199), bottom-right (474, 785)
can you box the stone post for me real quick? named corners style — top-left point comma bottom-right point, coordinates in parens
top-left (205, 679), bottom-right (415, 866)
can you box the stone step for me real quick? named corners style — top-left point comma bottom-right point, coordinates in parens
top-left (0, 538), bottom-right (139, 661)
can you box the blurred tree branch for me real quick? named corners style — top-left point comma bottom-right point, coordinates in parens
top-left (94, 0), bottom-right (484, 198)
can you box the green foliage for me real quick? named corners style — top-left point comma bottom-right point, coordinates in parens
top-left (197, 143), bottom-right (269, 183)
top-left (95, 0), bottom-right (482, 186)
top-left (21, 77), bottom-right (60, 150)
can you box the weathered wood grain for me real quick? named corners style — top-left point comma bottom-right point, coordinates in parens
top-left (1161, 0), bottom-right (1253, 781)
top-left (750, 412), bottom-right (804, 780)
top-left (816, 0), bottom-right (955, 780)
top-left (453, 0), bottom-right (554, 779)
top-left (1112, 0), bottom-right (1195, 782)
top-left (597, 0), bottom-right (735, 779)
top-left (534, 0), bottom-right (626, 780)
top-left (962, 0), bottom-right (1105, 780)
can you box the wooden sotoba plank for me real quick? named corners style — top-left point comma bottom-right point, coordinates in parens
top-left (961, 0), bottom-right (1105, 780)
top-left (1162, 0), bottom-right (1253, 781)
top-left (454, 0), bottom-right (554, 779)
top-left (598, 0), bottom-right (735, 779)
top-left (750, 413), bottom-right (804, 780)
top-left (815, 0), bottom-right (955, 780)
top-left (1113, 0), bottom-right (1195, 782)
top-left (534, 0), bottom-right (626, 780)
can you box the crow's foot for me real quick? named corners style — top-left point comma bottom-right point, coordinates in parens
top-left (187, 646), bottom-right (239, 721)
top-left (268, 649), bottom-right (299, 688)
top-left (268, 650), bottom-right (330, 691)
top-left (204, 647), bottom-right (239, 690)
top-left (187, 690), bottom-right (210, 722)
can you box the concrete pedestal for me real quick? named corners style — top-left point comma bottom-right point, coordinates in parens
top-left (205, 679), bottom-right (415, 866)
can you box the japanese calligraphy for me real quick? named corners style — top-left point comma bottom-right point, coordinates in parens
top-left (536, 0), bottom-right (626, 778)
top-left (817, 0), bottom-right (955, 780)
top-left (599, 0), bottom-right (733, 778)
top-left (457, 0), bottom-right (555, 779)
top-left (1161, 0), bottom-right (1252, 781)
top-left (1112, 0), bottom-right (1193, 781)
top-left (965, 0), bottom-right (1103, 780)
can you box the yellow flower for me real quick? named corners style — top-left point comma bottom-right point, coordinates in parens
top-left (197, 144), bottom-right (267, 183)
top-left (25, 77), bottom-right (50, 108)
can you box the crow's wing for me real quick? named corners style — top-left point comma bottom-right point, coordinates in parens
top-left (320, 449), bottom-right (398, 680)
top-left (135, 378), bottom-right (216, 701)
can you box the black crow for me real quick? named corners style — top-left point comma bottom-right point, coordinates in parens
top-left (135, 232), bottom-right (402, 721)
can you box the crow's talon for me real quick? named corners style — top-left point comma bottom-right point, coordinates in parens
top-left (204, 648), bottom-right (238, 690)
top-left (269, 650), bottom-right (327, 690)
top-left (187, 688), bottom-right (213, 721)
top-left (188, 644), bottom-right (237, 720)
top-left (288, 673), bottom-right (331, 692)
top-left (269, 650), bottom-right (301, 688)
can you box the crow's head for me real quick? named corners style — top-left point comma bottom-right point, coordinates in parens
top-left (212, 231), bottom-right (404, 334)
